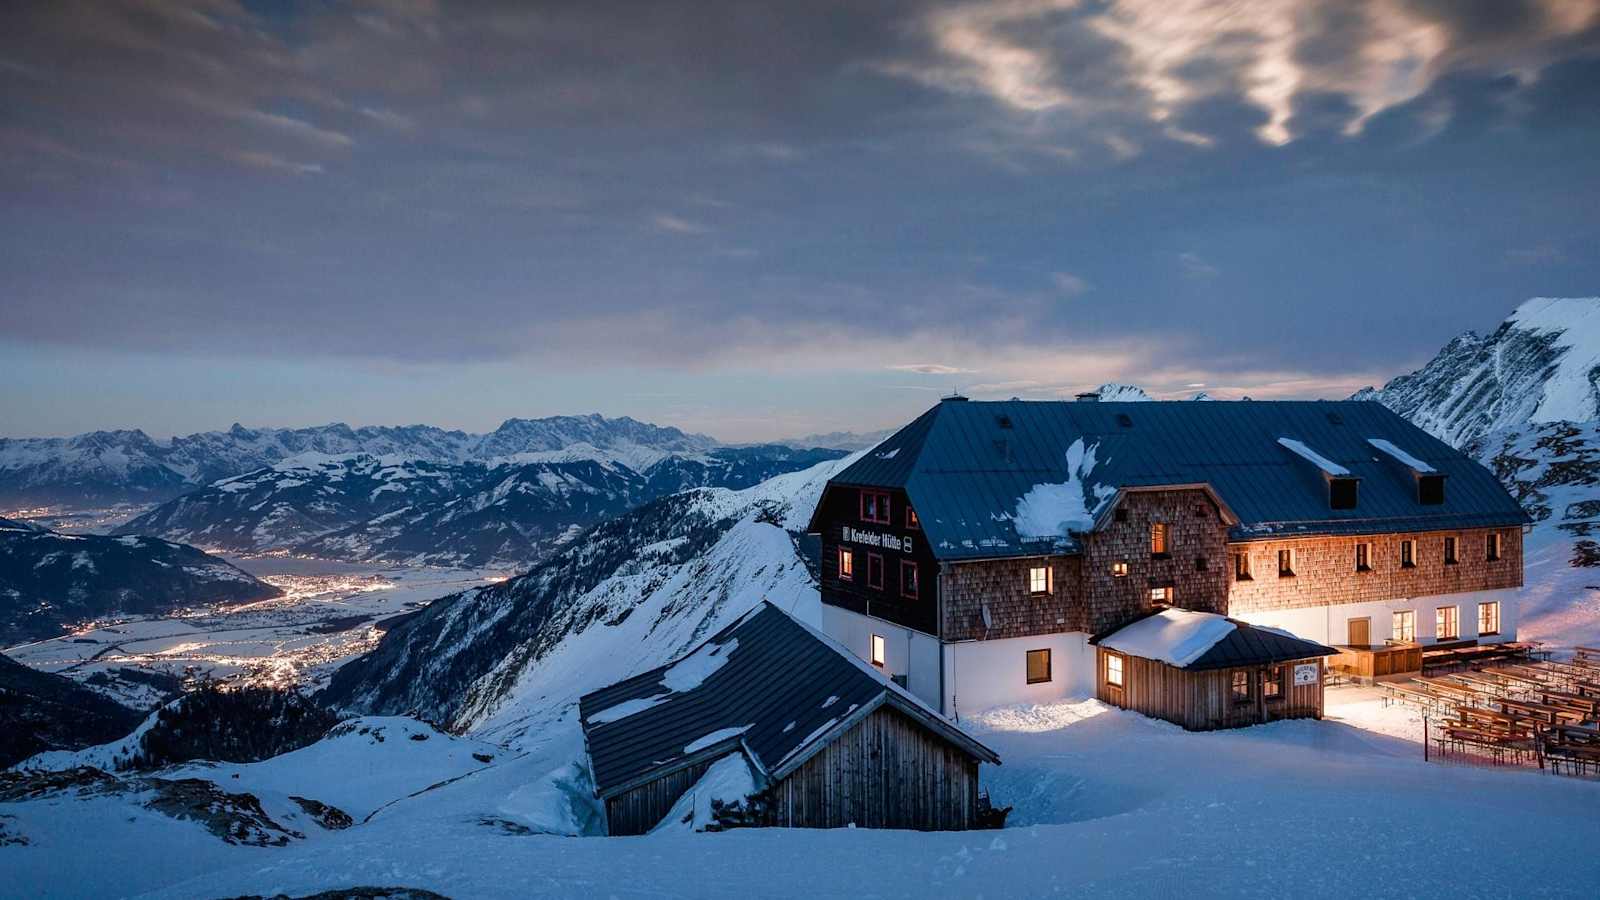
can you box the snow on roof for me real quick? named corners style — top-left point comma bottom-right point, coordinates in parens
top-left (1366, 438), bottom-right (1436, 474)
top-left (1100, 609), bottom-right (1237, 668)
top-left (584, 637), bottom-right (739, 725)
top-left (1276, 437), bottom-right (1351, 477)
top-left (1012, 438), bottom-right (1113, 539)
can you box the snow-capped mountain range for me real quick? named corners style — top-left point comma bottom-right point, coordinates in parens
top-left (0, 415), bottom-right (720, 508)
top-left (114, 444), bottom-right (847, 568)
top-left (0, 518), bottom-right (280, 646)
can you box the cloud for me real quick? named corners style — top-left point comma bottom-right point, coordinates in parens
top-left (1178, 252), bottom-right (1219, 279)
top-left (1051, 271), bottom-right (1091, 296)
top-left (651, 213), bottom-right (712, 235)
top-left (886, 364), bottom-right (978, 375)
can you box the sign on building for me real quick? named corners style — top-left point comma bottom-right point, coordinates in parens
top-left (1293, 663), bottom-right (1318, 686)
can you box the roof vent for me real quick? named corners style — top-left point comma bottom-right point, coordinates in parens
top-left (941, 392), bottom-right (969, 403)
top-left (1117, 413), bottom-right (1134, 428)
top-left (1326, 412), bottom-right (1344, 426)
top-left (1075, 391), bottom-right (1100, 402)
top-left (996, 415), bottom-right (1013, 429)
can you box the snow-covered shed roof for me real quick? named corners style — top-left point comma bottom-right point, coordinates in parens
top-left (1094, 608), bottom-right (1336, 671)
top-left (578, 602), bottom-right (999, 800)
top-left (811, 398), bottom-right (1528, 561)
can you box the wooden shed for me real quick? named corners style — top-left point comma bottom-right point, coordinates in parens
top-left (578, 601), bottom-right (1000, 836)
top-left (1092, 608), bottom-right (1335, 731)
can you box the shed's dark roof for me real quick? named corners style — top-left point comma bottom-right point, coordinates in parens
top-left (1187, 622), bottom-right (1337, 671)
top-left (1092, 608), bottom-right (1336, 670)
top-left (814, 399), bottom-right (1529, 561)
top-left (578, 602), bottom-right (998, 799)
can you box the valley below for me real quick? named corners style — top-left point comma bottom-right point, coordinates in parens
top-left (6, 549), bottom-right (509, 709)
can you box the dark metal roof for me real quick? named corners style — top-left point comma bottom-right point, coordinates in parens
top-left (1186, 622), bottom-right (1337, 671)
top-left (1091, 608), bottom-right (1336, 670)
top-left (578, 602), bottom-right (998, 799)
top-left (816, 399), bottom-right (1529, 561)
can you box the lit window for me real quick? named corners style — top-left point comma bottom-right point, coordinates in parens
top-left (859, 490), bottom-right (891, 525)
top-left (1393, 610), bottom-right (1416, 643)
top-left (1234, 552), bottom-right (1252, 581)
top-left (1436, 605), bottom-right (1459, 641)
top-left (1026, 649), bottom-right (1052, 685)
top-left (870, 634), bottom-right (886, 668)
top-left (1231, 670), bottom-right (1252, 705)
top-left (1111, 561), bottom-right (1129, 578)
top-left (1487, 532), bottom-right (1502, 562)
top-left (1355, 542), bottom-right (1371, 572)
top-left (905, 506), bottom-right (920, 529)
top-left (1400, 540), bottom-right (1415, 569)
top-left (1444, 536), bottom-right (1458, 565)
top-left (1028, 565), bottom-right (1052, 595)
top-left (1478, 601), bottom-right (1501, 636)
top-left (1105, 653), bottom-right (1124, 687)
top-left (900, 560), bottom-right (919, 599)
top-left (1151, 522), bottom-right (1169, 556)
top-left (1263, 666), bottom-right (1283, 700)
top-left (838, 548), bottom-right (854, 581)
top-left (867, 552), bottom-right (884, 590)
top-left (1278, 548), bottom-right (1295, 578)
top-left (1150, 586), bottom-right (1173, 604)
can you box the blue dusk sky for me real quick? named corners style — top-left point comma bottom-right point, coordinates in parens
top-left (3, 1), bottom-right (1598, 441)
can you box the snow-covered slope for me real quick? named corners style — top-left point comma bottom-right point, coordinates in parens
top-left (0, 414), bottom-right (717, 508)
top-left (1354, 297), bottom-right (1600, 447)
top-left (320, 453), bottom-right (858, 742)
top-left (0, 522), bottom-right (280, 646)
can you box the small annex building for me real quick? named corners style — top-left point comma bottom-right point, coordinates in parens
top-left (578, 601), bottom-right (1001, 836)
top-left (1093, 608), bottom-right (1337, 731)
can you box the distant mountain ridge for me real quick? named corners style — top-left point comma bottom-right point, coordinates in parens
top-left (0, 414), bottom-right (719, 508)
top-left (116, 445), bottom-right (848, 568)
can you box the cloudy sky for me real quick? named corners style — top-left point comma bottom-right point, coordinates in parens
top-left (4, 1), bottom-right (1598, 441)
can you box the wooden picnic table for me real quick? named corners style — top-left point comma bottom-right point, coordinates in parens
top-left (1497, 663), bottom-right (1570, 686)
top-left (1443, 671), bottom-right (1514, 696)
top-left (1414, 678), bottom-right (1484, 704)
top-left (1540, 690), bottom-right (1600, 717)
top-left (1499, 698), bottom-right (1589, 725)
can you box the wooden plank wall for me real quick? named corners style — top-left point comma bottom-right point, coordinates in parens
top-left (772, 705), bottom-right (979, 831)
top-left (605, 758), bottom-right (714, 836)
top-left (1097, 649), bottom-right (1324, 731)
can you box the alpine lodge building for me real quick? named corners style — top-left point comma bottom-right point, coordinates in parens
top-left (807, 396), bottom-right (1529, 730)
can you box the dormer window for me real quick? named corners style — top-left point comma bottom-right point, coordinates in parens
top-left (859, 490), bottom-right (891, 525)
top-left (1329, 477), bottom-right (1358, 510)
top-left (1418, 474), bottom-right (1445, 505)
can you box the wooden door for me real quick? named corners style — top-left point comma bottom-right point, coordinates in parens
top-left (1347, 617), bottom-right (1371, 647)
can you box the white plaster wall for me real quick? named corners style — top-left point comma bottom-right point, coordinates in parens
top-left (1231, 587), bottom-right (1521, 645)
top-left (942, 633), bottom-right (1096, 719)
top-left (821, 605), bottom-right (942, 709)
